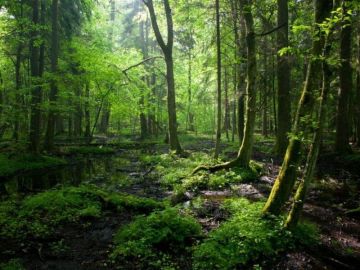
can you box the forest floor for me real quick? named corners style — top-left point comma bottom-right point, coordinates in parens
top-left (0, 134), bottom-right (359, 270)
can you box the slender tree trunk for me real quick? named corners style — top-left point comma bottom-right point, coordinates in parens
top-left (144, 0), bottom-right (182, 153)
top-left (263, 0), bottom-right (333, 216)
top-left (214, 0), bottom-right (222, 158)
top-left (29, 0), bottom-right (42, 153)
top-left (275, 0), bottom-right (292, 157)
top-left (286, 38), bottom-right (332, 229)
top-left (13, 45), bottom-right (22, 141)
top-left (235, 0), bottom-right (257, 167)
top-left (84, 82), bottom-right (91, 138)
top-left (335, 0), bottom-right (352, 154)
top-left (356, 20), bottom-right (360, 146)
top-left (224, 67), bottom-right (230, 142)
top-left (44, 0), bottom-right (59, 151)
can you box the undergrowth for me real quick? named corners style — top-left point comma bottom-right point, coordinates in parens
top-left (0, 185), bottom-right (163, 240)
top-left (193, 198), bottom-right (319, 269)
top-left (111, 207), bottom-right (203, 270)
top-left (141, 152), bottom-right (261, 195)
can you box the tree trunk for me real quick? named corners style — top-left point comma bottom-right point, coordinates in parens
top-left (275, 0), bottom-right (292, 157)
top-left (335, 0), bottom-right (352, 154)
top-left (356, 19), bottom-right (360, 146)
top-left (144, 0), bottom-right (182, 153)
top-left (44, 0), bottom-right (59, 151)
top-left (214, 0), bottom-right (222, 158)
top-left (84, 82), bottom-right (91, 138)
top-left (263, 0), bottom-right (333, 216)
top-left (29, 0), bottom-right (42, 153)
top-left (286, 38), bottom-right (332, 229)
top-left (235, 0), bottom-right (257, 167)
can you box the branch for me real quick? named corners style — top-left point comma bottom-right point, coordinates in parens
top-left (122, 56), bottom-right (164, 73)
top-left (256, 22), bottom-right (287, 37)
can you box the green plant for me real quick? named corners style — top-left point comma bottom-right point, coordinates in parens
top-left (193, 198), bottom-right (319, 269)
top-left (111, 208), bottom-right (202, 269)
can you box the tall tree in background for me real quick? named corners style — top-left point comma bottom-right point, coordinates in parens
top-left (29, 0), bottom-right (42, 153)
top-left (214, 0), bottom-right (222, 159)
top-left (44, 0), bottom-right (60, 151)
top-left (144, 0), bottom-right (182, 153)
top-left (335, 0), bottom-right (352, 154)
top-left (275, 0), bottom-right (291, 157)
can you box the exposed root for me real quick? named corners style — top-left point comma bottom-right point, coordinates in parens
top-left (192, 159), bottom-right (239, 175)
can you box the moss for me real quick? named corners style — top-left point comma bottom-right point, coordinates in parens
top-left (111, 207), bottom-right (202, 269)
top-left (0, 185), bottom-right (164, 240)
top-left (193, 198), bottom-right (319, 270)
top-left (0, 153), bottom-right (66, 177)
top-left (64, 146), bottom-right (115, 155)
top-left (143, 153), bottom-right (259, 193)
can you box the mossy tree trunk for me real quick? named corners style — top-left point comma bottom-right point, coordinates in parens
top-left (235, 0), bottom-right (257, 167)
top-left (286, 37), bottom-right (332, 229)
top-left (263, 0), bottom-right (333, 216)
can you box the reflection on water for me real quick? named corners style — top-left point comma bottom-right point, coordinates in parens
top-left (0, 150), bottom-right (150, 197)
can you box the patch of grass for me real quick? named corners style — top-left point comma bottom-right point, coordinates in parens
top-left (193, 198), bottom-right (319, 270)
top-left (0, 185), bottom-right (163, 240)
top-left (111, 207), bottom-right (203, 269)
top-left (0, 153), bottom-right (66, 177)
top-left (64, 146), bottom-right (115, 155)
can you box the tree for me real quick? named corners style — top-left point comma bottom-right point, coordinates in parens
top-left (335, 0), bottom-right (353, 154)
top-left (263, 0), bottom-right (333, 216)
top-left (28, 0), bottom-right (42, 153)
top-left (143, 0), bottom-right (182, 153)
top-left (214, 0), bottom-right (222, 159)
top-left (274, 0), bottom-right (291, 157)
top-left (44, 0), bottom-right (60, 151)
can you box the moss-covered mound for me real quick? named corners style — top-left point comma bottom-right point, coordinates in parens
top-left (0, 153), bottom-right (66, 177)
top-left (111, 207), bottom-right (203, 269)
top-left (0, 186), bottom-right (164, 240)
top-left (193, 198), bottom-right (319, 269)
